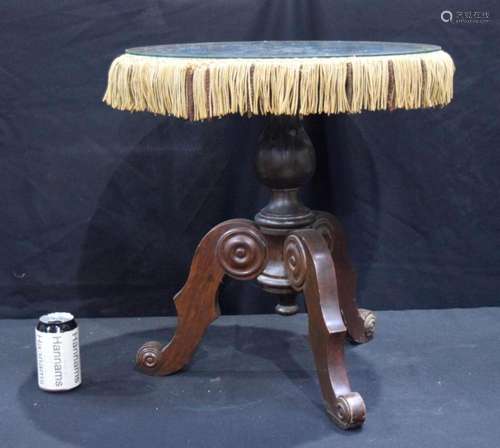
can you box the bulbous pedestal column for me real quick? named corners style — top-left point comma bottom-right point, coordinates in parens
top-left (254, 116), bottom-right (316, 314)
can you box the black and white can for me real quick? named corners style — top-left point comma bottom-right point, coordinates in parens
top-left (36, 312), bottom-right (82, 391)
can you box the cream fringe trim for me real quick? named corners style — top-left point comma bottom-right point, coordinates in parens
top-left (103, 50), bottom-right (454, 120)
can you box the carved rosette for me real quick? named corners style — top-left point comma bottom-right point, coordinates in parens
top-left (283, 234), bottom-right (308, 291)
top-left (312, 216), bottom-right (335, 252)
top-left (359, 308), bottom-right (376, 340)
top-left (216, 227), bottom-right (267, 280)
top-left (136, 341), bottom-right (162, 372)
top-left (330, 392), bottom-right (366, 429)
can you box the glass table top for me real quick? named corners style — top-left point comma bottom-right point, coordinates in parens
top-left (126, 40), bottom-right (442, 59)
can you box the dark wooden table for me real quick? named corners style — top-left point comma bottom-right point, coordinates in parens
top-left (104, 41), bottom-right (453, 429)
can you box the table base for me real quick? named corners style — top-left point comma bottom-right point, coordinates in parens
top-left (135, 117), bottom-right (376, 429)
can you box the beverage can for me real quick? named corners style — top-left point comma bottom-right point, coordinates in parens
top-left (36, 312), bottom-right (81, 391)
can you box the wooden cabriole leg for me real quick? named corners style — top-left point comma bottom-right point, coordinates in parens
top-left (283, 229), bottom-right (366, 429)
top-left (136, 219), bottom-right (268, 375)
top-left (312, 212), bottom-right (376, 343)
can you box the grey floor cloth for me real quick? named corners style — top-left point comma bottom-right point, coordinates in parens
top-left (1, 308), bottom-right (499, 448)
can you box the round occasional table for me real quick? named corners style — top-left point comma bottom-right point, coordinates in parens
top-left (103, 41), bottom-right (455, 429)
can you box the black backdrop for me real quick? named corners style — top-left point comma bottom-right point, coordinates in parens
top-left (1, 0), bottom-right (498, 318)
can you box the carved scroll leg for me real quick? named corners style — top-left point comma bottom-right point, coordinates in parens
top-left (313, 212), bottom-right (376, 344)
top-left (284, 230), bottom-right (366, 429)
top-left (136, 219), bottom-right (267, 376)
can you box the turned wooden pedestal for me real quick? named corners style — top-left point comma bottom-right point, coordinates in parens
top-left (136, 117), bottom-right (376, 429)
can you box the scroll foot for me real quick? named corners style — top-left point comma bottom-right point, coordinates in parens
top-left (329, 392), bottom-right (366, 429)
top-left (358, 308), bottom-right (376, 341)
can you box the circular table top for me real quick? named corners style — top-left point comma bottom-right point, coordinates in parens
top-left (104, 40), bottom-right (454, 119)
top-left (126, 40), bottom-right (442, 59)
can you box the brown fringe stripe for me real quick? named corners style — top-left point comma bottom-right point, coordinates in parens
top-left (204, 68), bottom-right (210, 118)
top-left (346, 62), bottom-right (353, 108)
top-left (420, 59), bottom-right (428, 108)
top-left (185, 67), bottom-right (194, 121)
top-left (387, 60), bottom-right (395, 111)
top-left (249, 64), bottom-right (255, 117)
